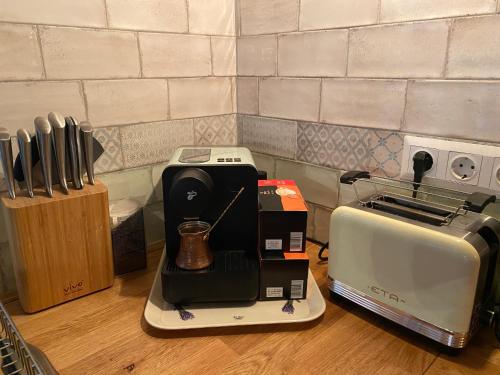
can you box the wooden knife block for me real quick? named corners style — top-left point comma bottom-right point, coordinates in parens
top-left (1, 180), bottom-right (114, 313)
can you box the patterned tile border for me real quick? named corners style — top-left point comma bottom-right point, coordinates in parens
top-left (94, 127), bottom-right (124, 175)
top-left (238, 115), bottom-right (297, 158)
top-left (194, 114), bottom-right (237, 145)
top-left (367, 130), bottom-right (404, 178)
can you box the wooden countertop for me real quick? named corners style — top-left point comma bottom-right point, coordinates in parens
top-left (6, 242), bottom-right (500, 375)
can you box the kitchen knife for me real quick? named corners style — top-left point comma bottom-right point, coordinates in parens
top-left (80, 121), bottom-right (95, 185)
top-left (0, 128), bottom-right (15, 199)
top-left (16, 129), bottom-right (34, 198)
top-left (65, 116), bottom-right (84, 189)
top-left (34, 117), bottom-right (53, 197)
top-left (48, 112), bottom-right (69, 194)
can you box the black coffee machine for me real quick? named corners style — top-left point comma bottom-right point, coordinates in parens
top-left (161, 147), bottom-right (260, 304)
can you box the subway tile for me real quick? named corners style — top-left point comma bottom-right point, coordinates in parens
top-left (448, 15), bottom-right (500, 78)
top-left (188, 0), bottom-right (235, 36)
top-left (275, 159), bottom-right (339, 208)
top-left (321, 79), bottom-right (406, 130)
top-left (106, 0), bottom-right (188, 32)
top-left (240, 0), bottom-right (298, 35)
top-left (169, 78), bottom-right (233, 119)
top-left (367, 131), bottom-right (404, 178)
top-left (0, 81), bottom-right (85, 133)
top-left (194, 115), bottom-right (237, 145)
top-left (40, 26), bottom-right (140, 79)
top-left (237, 77), bottom-right (259, 115)
top-left (0, 0), bottom-right (107, 28)
top-left (231, 76), bottom-right (237, 113)
top-left (0, 242), bottom-right (16, 297)
top-left (121, 119), bottom-right (194, 168)
top-left (140, 33), bottom-right (211, 77)
top-left (251, 152), bottom-right (276, 179)
top-left (404, 80), bottom-right (500, 143)
top-left (212, 37), bottom-right (236, 76)
top-left (380, 0), bottom-right (496, 23)
top-left (85, 79), bottom-right (168, 127)
top-left (313, 205), bottom-right (333, 243)
top-left (99, 166), bottom-right (154, 206)
top-left (259, 78), bottom-right (321, 122)
top-left (93, 127), bottom-right (124, 175)
top-left (0, 24), bottom-right (43, 80)
top-left (297, 122), bottom-right (371, 171)
top-left (143, 202), bottom-right (165, 245)
top-left (237, 35), bottom-right (277, 76)
top-left (239, 115), bottom-right (297, 158)
top-left (300, 0), bottom-right (379, 30)
top-left (278, 30), bottom-right (348, 77)
top-left (151, 162), bottom-right (169, 202)
top-left (348, 21), bottom-right (449, 78)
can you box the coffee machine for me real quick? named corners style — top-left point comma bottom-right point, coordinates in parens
top-left (161, 147), bottom-right (260, 304)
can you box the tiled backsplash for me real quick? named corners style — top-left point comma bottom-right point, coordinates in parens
top-left (2, 1), bottom-right (500, 296)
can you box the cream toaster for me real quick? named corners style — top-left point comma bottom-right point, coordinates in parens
top-left (328, 171), bottom-right (500, 348)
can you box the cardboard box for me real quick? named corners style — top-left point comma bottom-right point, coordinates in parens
top-left (259, 252), bottom-right (309, 301)
top-left (258, 180), bottom-right (308, 254)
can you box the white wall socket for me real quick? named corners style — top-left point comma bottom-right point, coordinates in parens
top-left (400, 136), bottom-right (500, 194)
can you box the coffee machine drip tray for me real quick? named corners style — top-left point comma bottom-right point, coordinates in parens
top-left (161, 250), bottom-right (260, 304)
top-left (145, 250), bottom-right (326, 330)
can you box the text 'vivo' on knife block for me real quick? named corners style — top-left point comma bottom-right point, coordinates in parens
top-left (0, 180), bottom-right (114, 313)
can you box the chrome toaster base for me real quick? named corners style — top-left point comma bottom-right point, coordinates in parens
top-left (329, 278), bottom-right (471, 349)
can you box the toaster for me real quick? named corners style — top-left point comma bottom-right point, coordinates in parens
top-left (328, 171), bottom-right (500, 348)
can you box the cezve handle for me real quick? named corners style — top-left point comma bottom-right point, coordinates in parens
top-left (34, 117), bottom-right (53, 197)
top-left (48, 112), bottom-right (69, 194)
top-left (0, 128), bottom-right (15, 199)
top-left (16, 129), bottom-right (34, 198)
top-left (79, 121), bottom-right (95, 185)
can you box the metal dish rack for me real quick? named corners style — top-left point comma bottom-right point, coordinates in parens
top-left (0, 303), bottom-right (56, 375)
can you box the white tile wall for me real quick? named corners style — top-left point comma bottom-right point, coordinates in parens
top-left (169, 78), bottom-right (233, 119)
top-left (106, 0), bottom-right (188, 33)
top-left (40, 26), bottom-right (140, 79)
top-left (84, 79), bottom-right (168, 127)
top-left (447, 15), bottom-right (500, 78)
top-left (0, 0), bottom-right (107, 28)
top-left (0, 24), bottom-right (43, 80)
top-left (321, 79), bottom-right (407, 130)
top-left (237, 35), bottom-right (277, 76)
top-left (300, 0), bottom-right (379, 30)
top-left (259, 78), bottom-right (321, 122)
top-left (404, 80), bottom-right (500, 143)
top-left (188, 0), bottom-right (236, 36)
top-left (380, 0), bottom-right (497, 23)
top-left (211, 37), bottom-right (237, 76)
top-left (278, 30), bottom-right (348, 77)
top-left (236, 77), bottom-right (259, 115)
top-left (139, 33), bottom-right (211, 77)
top-left (348, 21), bottom-right (449, 78)
top-left (0, 81), bottom-right (86, 133)
top-left (240, 0), bottom-right (298, 35)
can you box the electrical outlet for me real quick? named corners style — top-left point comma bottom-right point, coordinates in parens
top-left (408, 146), bottom-right (439, 177)
top-left (401, 136), bottom-right (500, 194)
top-left (490, 158), bottom-right (500, 191)
top-left (446, 152), bottom-right (482, 185)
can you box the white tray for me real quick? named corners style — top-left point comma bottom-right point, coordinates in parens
top-left (144, 252), bottom-right (326, 330)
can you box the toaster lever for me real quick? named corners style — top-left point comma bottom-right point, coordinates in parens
top-left (464, 192), bottom-right (496, 213)
top-left (340, 171), bottom-right (370, 185)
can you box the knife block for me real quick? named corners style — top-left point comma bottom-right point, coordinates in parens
top-left (1, 180), bottom-right (114, 313)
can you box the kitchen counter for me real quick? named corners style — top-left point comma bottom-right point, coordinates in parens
top-left (6, 242), bottom-right (500, 375)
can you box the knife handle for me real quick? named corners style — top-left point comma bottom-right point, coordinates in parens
top-left (16, 129), bottom-right (33, 198)
top-left (65, 117), bottom-right (83, 189)
top-left (80, 122), bottom-right (95, 185)
top-left (0, 129), bottom-right (15, 199)
top-left (48, 112), bottom-right (69, 194)
top-left (34, 117), bottom-right (53, 197)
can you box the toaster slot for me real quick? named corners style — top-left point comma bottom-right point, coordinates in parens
top-left (368, 195), bottom-right (455, 226)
